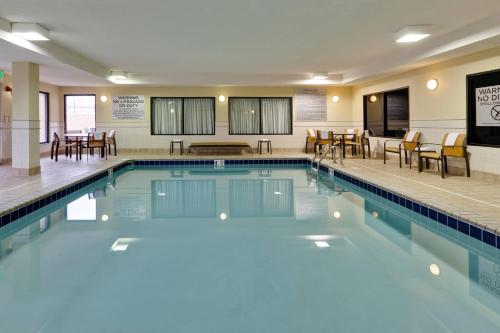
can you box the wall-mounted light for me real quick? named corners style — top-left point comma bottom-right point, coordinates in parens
top-left (426, 78), bottom-right (439, 91)
top-left (100, 95), bottom-right (108, 103)
top-left (218, 95), bottom-right (226, 103)
top-left (11, 22), bottom-right (50, 41)
top-left (333, 211), bottom-right (341, 219)
top-left (219, 212), bottom-right (227, 221)
top-left (369, 95), bottom-right (377, 103)
top-left (332, 95), bottom-right (340, 103)
top-left (101, 214), bottom-right (109, 222)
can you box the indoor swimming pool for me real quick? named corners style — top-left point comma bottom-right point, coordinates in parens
top-left (0, 163), bottom-right (499, 332)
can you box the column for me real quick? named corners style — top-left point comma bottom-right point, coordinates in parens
top-left (11, 62), bottom-right (40, 176)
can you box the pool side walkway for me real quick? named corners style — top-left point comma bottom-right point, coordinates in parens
top-left (1, 152), bottom-right (500, 235)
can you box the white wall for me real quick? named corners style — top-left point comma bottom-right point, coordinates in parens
top-left (59, 86), bottom-right (353, 150)
top-left (352, 47), bottom-right (500, 175)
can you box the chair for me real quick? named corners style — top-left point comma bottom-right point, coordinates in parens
top-left (343, 129), bottom-right (360, 156)
top-left (50, 133), bottom-right (77, 162)
top-left (417, 133), bottom-right (470, 178)
top-left (384, 131), bottom-right (421, 168)
top-left (80, 132), bottom-right (107, 161)
top-left (316, 130), bottom-right (332, 153)
top-left (305, 129), bottom-right (317, 153)
top-left (107, 129), bottom-right (117, 156)
top-left (349, 130), bottom-right (371, 159)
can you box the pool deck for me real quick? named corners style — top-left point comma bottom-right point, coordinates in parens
top-left (1, 152), bottom-right (500, 235)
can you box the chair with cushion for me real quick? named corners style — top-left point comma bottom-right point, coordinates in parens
top-left (107, 129), bottom-right (117, 156)
top-left (80, 132), bottom-right (107, 161)
top-left (417, 133), bottom-right (470, 178)
top-left (315, 130), bottom-right (332, 154)
top-left (349, 130), bottom-right (371, 159)
top-left (50, 133), bottom-right (78, 162)
top-left (305, 129), bottom-right (317, 153)
top-left (343, 129), bottom-right (360, 156)
top-left (384, 130), bottom-right (421, 168)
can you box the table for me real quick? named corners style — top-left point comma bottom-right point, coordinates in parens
top-left (331, 133), bottom-right (355, 158)
top-left (64, 134), bottom-right (88, 160)
top-left (170, 139), bottom-right (184, 155)
top-left (257, 139), bottom-right (272, 154)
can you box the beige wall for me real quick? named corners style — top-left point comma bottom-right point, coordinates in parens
top-left (0, 74), bottom-right (62, 162)
top-left (352, 47), bottom-right (500, 175)
top-left (59, 85), bottom-right (353, 150)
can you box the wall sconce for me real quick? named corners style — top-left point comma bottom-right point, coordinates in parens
top-left (5, 86), bottom-right (12, 93)
top-left (332, 95), bottom-right (340, 103)
top-left (100, 95), bottom-right (108, 103)
top-left (369, 95), bottom-right (377, 103)
top-left (426, 79), bottom-right (439, 91)
top-left (218, 95), bottom-right (226, 103)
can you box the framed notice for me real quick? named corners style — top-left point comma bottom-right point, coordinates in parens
top-left (295, 88), bottom-right (327, 121)
top-left (467, 69), bottom-right (500, 147)
top-left (112, 95), bottom-right (145, 120)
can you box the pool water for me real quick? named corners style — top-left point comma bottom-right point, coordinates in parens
top-left (1, 165), bottom-right (499, 332)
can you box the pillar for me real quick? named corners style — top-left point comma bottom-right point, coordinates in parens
top-left (11, 62), bottom-right (40, 176)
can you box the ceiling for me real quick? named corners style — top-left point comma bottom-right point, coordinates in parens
top-left (0, 0), bottom-right (499, 86)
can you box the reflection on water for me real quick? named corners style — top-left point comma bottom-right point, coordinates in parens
top-left (0, 167), bottom-right (499, 332)
top-left (229, 179), bottom-right (294, 217)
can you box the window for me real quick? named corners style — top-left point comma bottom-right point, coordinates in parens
top-left (64, 95), bottom-right (96, 132)
top-left (363, 88), bottom-right (409, 138)
top-left (151, 97), bottom-right (215, 135)
top-left (39, 92), bottom-right (49, 143)
top-left (229, 97), bottom-right (292, 135)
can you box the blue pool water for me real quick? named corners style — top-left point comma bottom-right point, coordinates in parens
top-left (1, 165), bottom-right (499, 332)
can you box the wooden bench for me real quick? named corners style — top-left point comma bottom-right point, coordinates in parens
top-left (188, 142), bottom-right (252, 154)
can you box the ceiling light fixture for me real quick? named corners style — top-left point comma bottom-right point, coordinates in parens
top-left (332, 96), bottom-right (340, 103)
top-left (426, 79), bottom-right (439, 91)
top-left (11, 23), bottom-right (50, 41)
top-left (395, 25), bottom-right (431, 43)
top-left (109, 71), bottom-right (128, 83)
top-left (312, 72), bottom-right (329, 80)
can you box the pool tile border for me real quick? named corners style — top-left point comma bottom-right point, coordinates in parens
top-left (1, 158), bottom-right (498, 250)
top-left (323, 164), bottom-right (500, 250)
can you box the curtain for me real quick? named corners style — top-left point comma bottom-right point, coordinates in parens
top-left (152, 98), bottom-right (182, 134)
top-left (229, 98), bottom-right (260, 134)
top-left (183, 98), bottom-right (215, 134)
top-left (261, 98), bottom-right (291, 134)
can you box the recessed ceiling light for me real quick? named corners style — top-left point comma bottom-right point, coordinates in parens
top-left (314, 241), bottom-right (330, 248)
top-left (157, 192), bottom-right (166, 196)
top-left (109, 71), bottom-right (128, 83)
top-left (11, 23), bottom-right (50, 41)
top-left (395, 25), bottom-right (431, 43)
top-left (312, 72), bottom-right (329, 80)
top-left (274, 191), bottom-right (282, 195)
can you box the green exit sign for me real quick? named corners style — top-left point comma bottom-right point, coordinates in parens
top-left (0, 70), bottom-right (4, 79)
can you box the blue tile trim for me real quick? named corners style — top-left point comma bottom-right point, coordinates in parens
top-left (329, 167), bottom-right (498, 249)
top-left (0, 158), bottom-right (309, 228)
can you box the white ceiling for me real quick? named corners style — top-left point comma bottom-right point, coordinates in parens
top-left (0, 0), bottom-right (499, 86)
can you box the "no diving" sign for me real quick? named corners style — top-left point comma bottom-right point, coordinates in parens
top-left (476, 85), bottom-right (500, 126)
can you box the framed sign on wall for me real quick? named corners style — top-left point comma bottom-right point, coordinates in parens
top-left (467, 69), bottom-right (500, 147)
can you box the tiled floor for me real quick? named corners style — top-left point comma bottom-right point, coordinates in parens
top-left (1, 151), bottom-right (500, 234)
